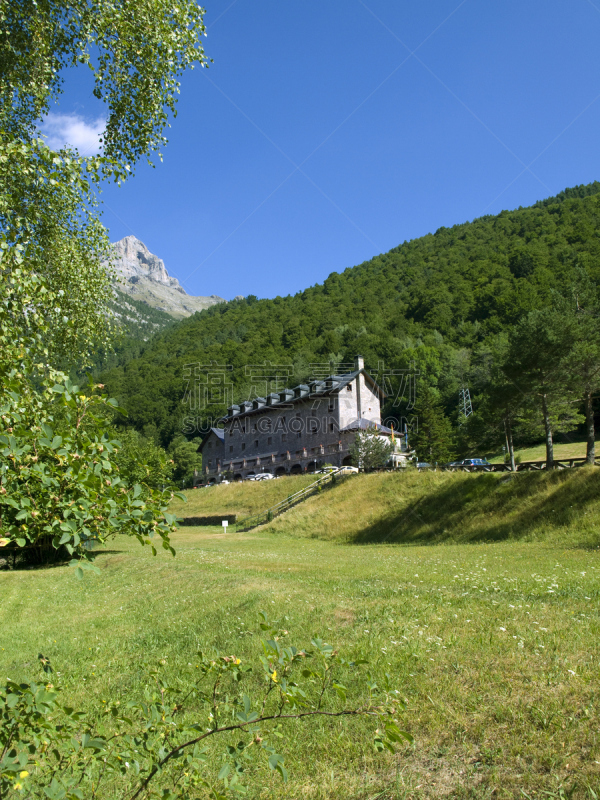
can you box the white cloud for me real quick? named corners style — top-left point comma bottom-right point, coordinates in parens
top-left (40, 112), bottom-right (106, 155)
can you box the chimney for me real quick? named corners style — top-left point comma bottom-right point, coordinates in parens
top-left (355, 355), bottom-right (364, 372)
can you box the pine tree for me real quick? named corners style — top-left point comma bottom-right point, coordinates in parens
top-left (411, 386), bottom-right (456, 465)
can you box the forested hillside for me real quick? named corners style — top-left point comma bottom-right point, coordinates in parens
top-left (100, 183), bottom-right (600, 451)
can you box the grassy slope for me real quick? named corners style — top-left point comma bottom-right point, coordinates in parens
top-left (488, 440), bottom-right (588, 464)
top-left (1, 472), bottom-right (599, 798)
top-left (179, 468), bottom-right (600, 548)
top-left (171, 475), bottom-right (317, 519)
top-left (260, 468), bottom-right (600, 546)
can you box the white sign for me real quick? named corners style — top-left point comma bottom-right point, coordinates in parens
top-left (222, 520), bottom-right (229, 529)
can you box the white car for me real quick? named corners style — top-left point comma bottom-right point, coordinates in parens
top-left (338, 465), bottom-right (359, 474)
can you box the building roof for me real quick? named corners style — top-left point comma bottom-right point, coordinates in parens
top-left (198, 427), bottom-right (225, 452)
top-left (222, 362), bottom-right (384, 422)
top-left (341, 418), bottom-right (396, 435)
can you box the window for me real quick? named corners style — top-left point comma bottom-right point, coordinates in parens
top-left (254, 440), bottom-right (259, 448)
top-left (329, 423), bottom-right (334, 433)
top-left (267, 437), bottom-right (272, 445)
top-left (346, 384), bottom-right (352, 391)
top-left (229, 446), bottom-right (233, 453)
top-left (229, 430), bottom-right (233, 436)
top-left (282, 433), bottom-right (287, 442)
top-left (242, 443), bottom-right (246, 451)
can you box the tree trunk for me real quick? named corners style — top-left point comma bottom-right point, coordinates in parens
top-left (585, 390), bottom-right (596, 465)
top-left (506, 417), bottom-right (516, 472)
top-left (542, 394), bottom-right (554, 469)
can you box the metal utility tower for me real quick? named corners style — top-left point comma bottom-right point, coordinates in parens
top-left (459, 386), bottom-right (473, 419)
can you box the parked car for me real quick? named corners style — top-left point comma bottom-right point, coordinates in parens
top-left (447, 458), bottom-right (491, 471)
top-left (338, 465), bottom-right (359, 474)
top-left (248, 473), bottom-right (275, 481)
top-left (416, 461), bottom-right (431, 470)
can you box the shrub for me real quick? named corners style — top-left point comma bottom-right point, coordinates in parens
top-left (0, 615), bottom-right (411, 798)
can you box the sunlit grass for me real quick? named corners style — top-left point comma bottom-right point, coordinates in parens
top-left (170, 474), bottom-right (316, 519)
top-left (261, 467), bottom-right (600, 548)
top-left (1, 470), bottom-right (599, 797)
top-left (488, 439), bottom-right (588, 463)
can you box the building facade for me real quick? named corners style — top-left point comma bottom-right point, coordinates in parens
top-left (197, 356), bottom-right (408, 483)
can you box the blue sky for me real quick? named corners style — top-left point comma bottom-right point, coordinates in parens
top-left (45, 0), bottom-right (600, 301)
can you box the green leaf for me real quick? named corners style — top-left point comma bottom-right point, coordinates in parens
top-left (218, 763), bottom-right (230, 781)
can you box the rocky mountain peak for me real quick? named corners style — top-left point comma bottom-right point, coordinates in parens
top-left (109, 236), bottom-right (226, 319)
top-left (111, 235), bottom-right (181, 289)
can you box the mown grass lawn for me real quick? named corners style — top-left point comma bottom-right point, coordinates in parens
top-left (1, 473), bottom-right (599, 798)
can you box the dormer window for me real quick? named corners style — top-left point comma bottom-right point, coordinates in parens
top-left (346, 384), bottom-right (352, 391)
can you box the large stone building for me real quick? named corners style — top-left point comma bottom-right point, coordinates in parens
top-left (197, 356), bottom-right (408, 483)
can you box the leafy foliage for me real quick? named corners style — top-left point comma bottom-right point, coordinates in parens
top-left (349, 428), bottom-right (393, 471)
top-left (168, 435), bottom-right (203, 485)
top-left (0, 616), bottom-right (410, 799)
top-left (112, 428), bottom-right (174, 490)
top-left (0, 0), bottom-right (209, 367)
top-left (0, 260), bottom-right (179, 568)
top-left (411, 386), bottom-right (456, 465)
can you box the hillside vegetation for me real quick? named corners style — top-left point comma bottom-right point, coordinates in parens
top-left (101, 183), bottom-right (600, 445)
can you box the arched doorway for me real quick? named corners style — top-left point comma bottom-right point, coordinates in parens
top-left (234, 473), bottom-right (243, 482)
top-left (275, 466), bottom-right (288, 476)
top-left (342, 455), bottom-right (353, 467)
top-left (290, 463), bottom-right (303, 475)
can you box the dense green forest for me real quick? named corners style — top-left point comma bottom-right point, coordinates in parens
top-left (99, 182), bottom-right (600, 459)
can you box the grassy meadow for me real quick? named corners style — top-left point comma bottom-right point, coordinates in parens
top-left (1, 470), bottom-right (599, 798)
top-left (488, 440), bottom-right (589, 464)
